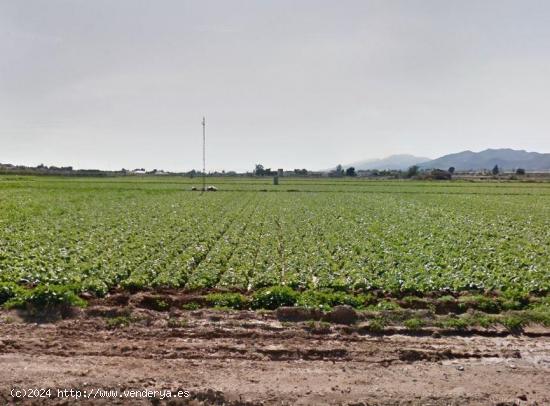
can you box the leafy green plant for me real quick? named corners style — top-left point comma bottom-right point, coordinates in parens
top-left (140, 296), bottom-right (170, 311)
top-left (499, 315), bottom-right (524, 333)
top-left (458, 295), bottom-right (501, 313)
top-left (167, 317), bottom-right (188, 328)
top-left (120, 277), bottom-right (148, 292)
top-left (305, 320), bottom-right (317, 329)
top-left (367, 318), bottom-right (387, 332)
top-left (205, 292), bottom-right (249, 310)
top-left (0, 282), bottom-right (26, 306)
top-left (404, 318), bottom-right (424, 330)
top-left (367, 300), bottom-right (400, 311)
top-left (297, 290), bottom-right (371, 310)
top-left (5, 284), bottom-right (86, 309)
top-left (81, 279), bottom-right (109, 297)
top-left (500, 290), bottom-right (530, 311)
top-left (465, 313), bottom-right (495, 328)
top-left (438, 316), bottom-right (468, 330)
top-left (438, 295), bottom-right (456, 303)
top-left (251, 286), bottom-right (299, 310)
top-left (106, 315), bottom-right (134, 329)
top-left (182, 302), bottom-right (201, 310)
top-left (522, 309), bottom-right (550, 327)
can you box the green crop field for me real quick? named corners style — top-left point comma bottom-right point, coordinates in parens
top-left (1, 176), bottom-right (549, 313)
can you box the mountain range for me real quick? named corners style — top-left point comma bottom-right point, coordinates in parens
top-left (341, 154), bottom-right (430, 171)
top-left (338, 149), bottom-right (550, 172)
top-left (418, 149), bottom-right (550, 171)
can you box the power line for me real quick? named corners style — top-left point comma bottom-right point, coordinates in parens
top-left (202, 116), bottom-right (206, 192)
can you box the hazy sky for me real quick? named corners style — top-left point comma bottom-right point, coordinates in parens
top-left (1, 1), bottom-right (549, 172)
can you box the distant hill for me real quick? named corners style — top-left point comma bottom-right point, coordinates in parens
top-left (418, 149), bottom-right (550, 171)
top-left (340, 154), bottom-right (430, 171)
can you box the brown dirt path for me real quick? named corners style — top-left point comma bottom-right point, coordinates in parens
top-left (0, 307), bottom-right (549, 405)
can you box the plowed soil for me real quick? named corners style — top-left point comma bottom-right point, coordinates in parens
top-left (1, 303), bottom-right (549, 405)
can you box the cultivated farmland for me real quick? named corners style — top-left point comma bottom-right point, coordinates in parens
top-left (1, 177), bottom-right (549, 297)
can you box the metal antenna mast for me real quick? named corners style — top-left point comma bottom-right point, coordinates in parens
top-left (202, 116), bottom-right (206, 192)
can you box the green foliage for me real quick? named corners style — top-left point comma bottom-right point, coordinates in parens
top-left (404, 318), bottom-right (424, 330)
top-left (155, 299), bottom-right (170, 311)
top-left (367, 318), bottom-right (387, 332)
top-left (167, 317), bottom-right (188, 328)
top-left (438, 295), bottom-right (456, 303)
top-left (406, 165), bottom-right (419, 178)
top-left (106, 315), bottom-right (134, 329)
top-left (522, 309), bottom-right (550, 327)
top-left (500, 290), bottom-right (530, 311)
top-left (0, 177), bottom-right (549, 303)
top-left (5, 284), bottom-right (86, 309)
top-left (400, 295), bottom-right (430, 309)
top-left (141, 296), bottom-right (170, 311)
top-left (120, 277), bottom-right (148, 292)
top-left (297, 290), bottom-right (371, 310)
top-left (458, 295), bottom-right (501, 313)
top-left (81, 279), bottom-right (109, 297)
top-left (205, 292), bottom-right (249, 310)
top-left (182, 302), bottom-right (201, 310)
top-left (251, 286), bottom-right (299, 310)
top-left (0, 282), bottom-right (26, 305)
top-left (499, 315), bottom-right (524, 333)
top-left (529, 295), bottom-right (550, 312)
top-left (345, 167), bottom-right (357, 177)
top-left (367, 300), bottom-right (400, 311)
top-left (438, 316), bottom-right (468, 330)
top-left (465, 313), bottom-right (496, 328)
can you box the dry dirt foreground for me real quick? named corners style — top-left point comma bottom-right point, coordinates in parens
top-left (0, 304), bottom-right (549, 406)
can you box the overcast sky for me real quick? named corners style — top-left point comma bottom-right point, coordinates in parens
top-left (1, 0), bottom-right (549, 172)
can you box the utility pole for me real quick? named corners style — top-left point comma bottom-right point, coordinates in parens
top-left (202, 116), bottom-right (206, 192)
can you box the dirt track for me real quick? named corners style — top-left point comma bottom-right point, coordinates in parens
top-left (1, 306), bottom-right (549, 405)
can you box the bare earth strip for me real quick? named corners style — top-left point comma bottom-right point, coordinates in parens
top-left (0, 307), bottom-right (549, 405)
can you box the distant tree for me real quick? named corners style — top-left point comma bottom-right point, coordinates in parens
top-left (254, 164), bottom-right (265, 176)
top-left (345, 167), bottom-right (357, 177)
top-left (448, 166), bottom-right (455, 174)
top-left (406, 165), bottom-right (419, 178)
top-left (429, 169), bottom-right (452, 180)
top-left (329, 164), bottom-right (344, 177)
top-left (492, 165), bottom-right (499, 175)
top-left (516, 168), bottom-right (525, 175)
